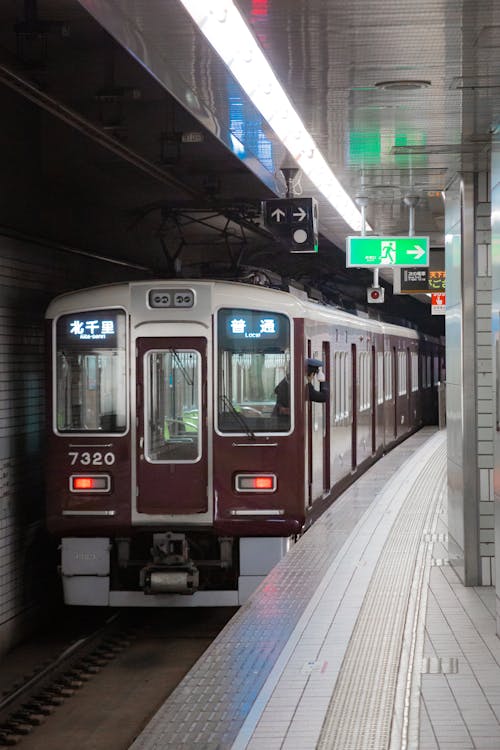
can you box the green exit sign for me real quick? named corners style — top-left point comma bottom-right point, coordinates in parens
top-left (346, 236), bottom-right (430, 267)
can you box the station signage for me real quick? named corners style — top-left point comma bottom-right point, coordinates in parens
top-left (263, 197), bottom-right (319, 253)
top-left (431, 293), bottom-right (446, 315)
top-left (400, 269), bottom-right (445, 294)
top-left (346, 236), bottom-right (430, 267)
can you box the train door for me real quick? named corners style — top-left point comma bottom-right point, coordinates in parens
top-left (307, 341), bottom-right (313, 505)
top-left (371, 345), bottom-right (376, 453)
top-left (392, 346), bottom-right (398, 438)
top-left (306, 339), bottom-right (327, 504)
top-left (351, 343), bottom-right (357, 469)
top-left (322, 341), bottom-right (331, 491)
top-left (135, 337), bottom-right (208, 514)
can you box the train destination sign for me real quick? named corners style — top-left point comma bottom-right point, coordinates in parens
top-left (346, 236), bottom-right (430, 267)
top-left (57, 310), bottom-right (125, 349)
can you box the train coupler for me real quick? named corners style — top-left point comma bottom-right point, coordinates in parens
top-left (140, 564), bottom-right (199, 594)
top-left (140, 531), bottom-right (199, 594)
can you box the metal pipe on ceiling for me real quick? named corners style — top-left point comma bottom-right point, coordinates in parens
top-left (0, 62), bottom-right (200, 198)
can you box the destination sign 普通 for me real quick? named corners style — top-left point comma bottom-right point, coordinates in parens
top-left (346, 236), bottom-right (430, 267)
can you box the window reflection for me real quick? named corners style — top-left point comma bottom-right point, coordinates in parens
top-left (217, 309), bottom-right (291, 433)
top-left (56, 310), bottom-right (126, 433)
top-left (146, 350), bottom-right (201, 462)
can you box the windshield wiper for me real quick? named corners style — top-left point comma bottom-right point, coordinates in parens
top-left (220, 395), bottom-right (255, 440)
top-left (169, 349), bottom-right (194, 386)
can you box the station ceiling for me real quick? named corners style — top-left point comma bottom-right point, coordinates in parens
top-left (3, 1), bottom-right (496, 334)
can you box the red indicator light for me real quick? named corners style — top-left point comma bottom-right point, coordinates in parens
top-left (73, 477), bottom-right (94, 490)
top-left (371, 290), bottom-right (380, 300)
top-left (236, 474), bottom-right (276, 491)
top-left (71, 475), bottom-right (110, 492)
top-left (251, 0), bottom-right (268, 15)
top-left (254, 476), bottom-right (274, 490)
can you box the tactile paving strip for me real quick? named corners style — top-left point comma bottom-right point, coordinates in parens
top-left (317, 440), bottom-right (446, 750)
top-left (129, 428), bottom-right (441, 750)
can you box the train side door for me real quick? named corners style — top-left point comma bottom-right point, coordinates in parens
top-left (136, 337), bottom-right (208, 514)
top-left (371, 345), bottom-right (376, 453)
top-left (322, 341), bottom-right (331, 491)
top-left (306, 340), bottom-right (330, 503)
top-left (351, 343), bottom-right (357, 469)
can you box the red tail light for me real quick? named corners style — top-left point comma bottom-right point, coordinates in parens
top-left (70, 475), bottom-right (111, 492)
top-left (235, 474), bottom-right (277, 492)
top-left (254, 476), bottom-right (274, 489)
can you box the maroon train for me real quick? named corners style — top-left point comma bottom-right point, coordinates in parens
top-left (45, 279), bottom-right (444, 606)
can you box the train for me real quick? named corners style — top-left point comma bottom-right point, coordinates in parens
top-left (45, 279), bottom-right (444, 607)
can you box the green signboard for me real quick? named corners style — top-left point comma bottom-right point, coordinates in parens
top-left (346, 236), bottom-right (430, 267)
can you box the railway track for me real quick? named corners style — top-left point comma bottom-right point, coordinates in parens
top-left (0, 607), bottom-right (236, 749)
top-left (0, 614), bottom-right (132, 746)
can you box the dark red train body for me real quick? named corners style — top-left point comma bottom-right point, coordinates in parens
top-left (45, 280), bottom-right (444, 606)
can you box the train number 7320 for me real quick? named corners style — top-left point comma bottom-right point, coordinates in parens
top-left (68, 451), bottom-right (116, 466)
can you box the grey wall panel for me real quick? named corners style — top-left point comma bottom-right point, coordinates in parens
top-left (445, 179), bottom-right (465, 566)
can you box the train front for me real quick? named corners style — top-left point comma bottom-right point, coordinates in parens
top-left (45, 281), bottom-right (305, 606)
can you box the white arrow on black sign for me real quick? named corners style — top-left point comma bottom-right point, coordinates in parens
top-left (292, 206), bottom-right (307, 221)
top-left (271, 208), bottom-right (286, 222)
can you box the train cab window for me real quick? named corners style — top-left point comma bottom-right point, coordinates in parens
top-left (144, 350), bottom-right (201, 462)
top-left (217, 308), bottom-right (291, 433)
top-left (55, 310), bottom-right (126, 433)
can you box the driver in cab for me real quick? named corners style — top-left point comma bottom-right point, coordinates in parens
top-left (306, 357), bottom-right (329, 402)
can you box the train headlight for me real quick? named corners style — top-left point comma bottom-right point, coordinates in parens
top-left (70, 475), bottom-right (111, 493)
top-left (235, 474), bottom-right (277, 492)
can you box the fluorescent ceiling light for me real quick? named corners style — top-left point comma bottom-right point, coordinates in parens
top-left (179, 1), bottom-right (369, 232)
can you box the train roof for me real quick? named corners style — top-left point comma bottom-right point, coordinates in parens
top-left (46, 278), bottom-right (422, 340)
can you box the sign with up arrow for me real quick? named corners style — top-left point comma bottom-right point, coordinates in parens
top-left (346, 236), bottom-right (430, 267)
top-left (263, 197), bottom-right (318, 253)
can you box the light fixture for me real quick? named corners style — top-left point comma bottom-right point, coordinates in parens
top-left (179, 1), bottom-right (369, 232)
top-left (374, 80), bottom-right (431, 91)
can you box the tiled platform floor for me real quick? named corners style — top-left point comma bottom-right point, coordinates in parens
top-left (419, 513), bottom-right (500, 750)
top-left (130, 428), bottom-right (500, 750)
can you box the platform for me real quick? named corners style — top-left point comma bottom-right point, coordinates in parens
top-left (129, 428), bottom-right (500, 750)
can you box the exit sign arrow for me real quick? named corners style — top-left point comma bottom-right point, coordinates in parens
top-left (408, 245), bottom-right (426, 260)
top-left (346, 236), bottom-right (430, 267)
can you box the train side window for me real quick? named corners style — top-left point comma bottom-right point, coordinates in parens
top-left (427, 356), bottom-right (432, 388)
top-left (398, 351), bottom-right (407, 396)
top-left (55, 310), bottom-right (126, 433)
top-left (421, 354), bottom-right (427, 388)
top-left (358, 351), bottom-right (371, 411)
top-left (433, 355), bottom-right (440, 385)
top-left (377, 352), bottom-right (384, 405)
top-left (144, 350), bottom-right (201, 463)
top-left (217, 308), bottom-right (291, 433)
top-left (334, 351), bottom-right (348, 421)
top-left (384, 350), bottom-right (393, 401)
top-left (411, 351), bottom-right (419, 392)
